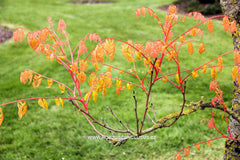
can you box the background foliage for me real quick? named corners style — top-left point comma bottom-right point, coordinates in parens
top-left (0, 0), bottom-right (234, 159)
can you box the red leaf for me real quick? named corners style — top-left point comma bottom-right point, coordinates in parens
top-left (211, 96), bottom-right (218, 107)
top-left (140, 7), bottom-right (146, 16)
top-left (208, 118), bottom-right (215, 130)
top-left (135, 9), bottom-right (140, 17)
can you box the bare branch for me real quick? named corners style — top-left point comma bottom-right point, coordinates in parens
top-left (133, 90), bottom-right (139, 135)
top-left (139, 59), bottom-right (157, 134)
top-left (147, 113), bottom-right (155, 124)
top-left (100, 116), bottom-right (115, 138)
top-left (106, 106), bottom-right (135, 135)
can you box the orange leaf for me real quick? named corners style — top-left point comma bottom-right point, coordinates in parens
top-left (192, 70), bottom-right (199, 80)
top-left (222, 16), bottom-right (230, 31)
top-left (230, 21), bottom-right (236, 34)
top-left (175, 152), bottom-right (181, 160)
top-left (77, 71), bottom-right (86, 83)
top-left (168, 5), bottom-right (177, 15)
top-left (102, 88), bottom-right (107, 98)
top-left (232, 66), bottom-right (238, 81)
top-left (20, 70), bottom-right (33, 84)
top-left (162, 75), bottom-right (168, 83)
top-left (180, 36), bottom-right (185, 43)
top-left (192, 28), bottom-right (196, 37)
top-left (218, 57), bottom-right (223, 72)
top-left (94, 63), bottom-right (99, 71)
top-left (0, 107), bottom-right (3, 125)
top-left (234, 51), bottom-right (240, 65)
top-left (207, 141), bottom-right (213, 147)
top-left (184, 148), bottom-right (190, 157)
top-left (153, 13), bottom-right (158, 19)
top-left (187, 42), bottom-right (193, 55)
top-left (17, 101), bottom-right (27, 119)
top-left (201, 65), bottom-right (207, 73)
top-left (196, 144), bottom-right (201, 151)
top-left (104, 39), bottom-right (115, 61)
top-left (207, 20), bottom-right (213, 34)
top-left (198, 43), bottom-right (205, 54)
top-left (13, 28), bottom-right (25, 42)
top-left (148, 9), bottom-right (153, 16)
top-left (27, 34), bottom-right (40, 51)
top-left (211, 67), bottom-right (217, 79)
top-left (79, 60), bottom-right (88, 71)
top-left (32, 75), bottom-right (42, 88)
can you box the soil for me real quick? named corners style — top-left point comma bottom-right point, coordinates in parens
top-left (0, 27), bottom-right (13, 44)
top-left (69, 0), bottom-right (114, 4)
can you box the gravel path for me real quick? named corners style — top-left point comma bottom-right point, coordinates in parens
top-left (0, 27), bottom-right (13, 44)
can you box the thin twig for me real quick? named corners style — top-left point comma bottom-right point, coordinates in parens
top-left (68, 94), bottom-right (129, 133)
top-left (150, 94), bottom-right (157, 121)
top-left (147, 113), bottom-right (155, 125)
top-left (133, 90), bottom-right (139, 135)
top-left (139, 59), bottom-right (157, 134)
top-left (100, 116), bottom-right (115, 138)
top-left (163, 81), bottom-right (187, 127)
top-left (106, 106), bottom-right (135, 135)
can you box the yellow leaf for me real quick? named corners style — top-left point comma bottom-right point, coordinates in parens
top-left (92, 90), bottom-right (98, 103)
top-left (207, 141), bottom-right (213, 147)
top-left (175, 73), bottom-right (180, 83)
top-left (59, 84), bottom-right (65, 94)
top-left (56, 98), bottom-right (64, 108)
top-left (38, 99), bottom-right (48, 110)
top-left (192, 70), bottom-right (199, 80)
top-left (201, 65), bottom-right (207, 73)
top-left (116, 80), bottom-right (122, 87)
top-left (0, 107), bottom-right (3, 125)
top-left (17, 101), bottom-right (27, 119)
top-left (47, 79), bottom-right (53, 88)
top-left (127, 83), bottom-right (133, 91)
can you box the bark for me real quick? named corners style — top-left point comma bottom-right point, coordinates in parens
top-left (220, 0), bottom-right (240, 159)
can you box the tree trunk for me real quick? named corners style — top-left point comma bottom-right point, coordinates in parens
top-left (220, 0), bottom-right (240, 159)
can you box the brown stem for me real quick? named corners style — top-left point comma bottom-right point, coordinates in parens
top-left (106, 106), bottom-right (135, 135)
top-left (139, 59), bottom-right (157, 134)
top-left (163, 81), bottom-right (187, 127)
top-left (68, 96), bottom-right (129, 133)
top-left (133, 90), bottom-right (139, 135)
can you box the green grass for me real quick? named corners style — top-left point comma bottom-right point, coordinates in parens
top-left (0, 0), bottom-right (235, 159)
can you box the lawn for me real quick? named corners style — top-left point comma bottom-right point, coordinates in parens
top-left (0, 0), bottom-right (235, 159)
